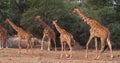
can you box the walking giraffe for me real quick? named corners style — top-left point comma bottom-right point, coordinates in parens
top-left (4, 18), bottom-right (33, 54)
top-left (71, 7), bottom-right (113, 59)
top-left (34, 16), bottom-right (57, 51)
top-left (52, 20), bottom-right (75, 59)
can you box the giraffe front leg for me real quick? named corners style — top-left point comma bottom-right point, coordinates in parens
top-left (1, 40), bottom-right (4, 49)
top-left (28, 39), bottom-right (33, 54)
top-left (66, 42), bottom-right (72, 59)
top-left (53, 39), bottom-right (57, 51)
top-left (107, 39), bottom-right (114, 58)
top-left (41, 34), bottom-right (45, 50)
top-left (95, 37), bottom-right (98, 59)
top-left (47, 38), bottom-right (51, 51)
top-left (85, 36), bottom-right (93, 58)
top-left (0, 41), bottom-right (2, 49)
top-left (60, 42), bottom-right (64, 58)
top-left (26, 39), bottom-right (30, 53)
top-left (18, 38), bottom-right (22, 54)
top-left (97, 38), bottom-right (105, 59)
top-left (5, 40), bottom-right (8, 48)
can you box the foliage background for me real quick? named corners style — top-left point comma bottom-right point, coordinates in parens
top-left (0, 0), bottom-right (120, 49)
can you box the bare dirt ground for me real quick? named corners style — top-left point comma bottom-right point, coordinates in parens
top-left (0, 48), bottom-right (120, 63)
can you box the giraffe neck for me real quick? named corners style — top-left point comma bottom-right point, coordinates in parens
top-left (7, 20), bottom-right (20, 32)
top-left (38, 18), bottom-right (49, 28)
top-left (54, 23), bottom-right (63, 33)
top-left (76, 9), bottom-right (92, 25)
top-left (76, 9), bottom-right (102, 27)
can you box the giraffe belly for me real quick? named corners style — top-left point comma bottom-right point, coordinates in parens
top-left (60, 35), bottom-right (70, 42)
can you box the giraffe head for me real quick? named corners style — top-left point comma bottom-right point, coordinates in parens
top-left (4, 18), bottom-right (10, 23)
top-left (34, 16), bottom-right (41, 21)
top-left (71, 7), bottom-right (79, 15)
top-left (52, 20), bottom-right (57, 25)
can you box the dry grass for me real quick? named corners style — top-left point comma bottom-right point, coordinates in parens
top-left (0, 48), bottom-right (120, 63)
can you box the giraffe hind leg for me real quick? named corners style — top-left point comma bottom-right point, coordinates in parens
top-left (0, 40), bottom-right (2, 49)
top-left (1, 40), bottom-right (4, 49)
top-left (18, 38), bottom-right (22, 54)
top-left (41, 34), bottom-right (45, 50)
top-left (60, 42), bottom-right (64, 58)
top-left (107, 39), bottom-right (113, 58)
top-left (65, 41), bottom-right (72, 59)
top-left (95, 38), bottom-right (98, 59)
top-left (97, 38), bottom-right (105, 59)
top-left (47, 38), bottom-right (51, 51)
top-left (53, 39), bottom-right (57, 51)
top-left (28, 39), bottom-right (33, 54)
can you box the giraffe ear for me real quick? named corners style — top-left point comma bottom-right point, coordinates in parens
top-left (55, 20), bottom-right (57, 22)
top-left (74, 6), bottom-right (77, 8)
top-left (74, 6), bottom-right (78, 9)
top-left (37, 16), bottom-right (41, 18)
top-left (5, 18), bottom-right (9, 21)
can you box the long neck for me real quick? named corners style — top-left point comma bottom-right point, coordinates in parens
top-left (7, 20), bottom-right (19, 32)
top-left (76, 9), bottom-right (102, 27)
top-left (38, 18), bottom-right (49, 28)
top-left (54, 23), bottom-right (63, 33)
top-left (76, 9), bottom-right (92, 24)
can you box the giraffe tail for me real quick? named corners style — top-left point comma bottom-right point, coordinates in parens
top-left (71, 38), bottom-right (75, 47)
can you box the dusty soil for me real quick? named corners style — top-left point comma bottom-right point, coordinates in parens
top-left (0, 48), bottom-right (120, 63)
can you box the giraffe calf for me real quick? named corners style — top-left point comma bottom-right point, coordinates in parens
top-left (53, 20), bottom-right (75, 59)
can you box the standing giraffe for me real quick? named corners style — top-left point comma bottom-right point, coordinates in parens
top-left (52, 20), bottom-right (75, 59)
top-left (71, 7), bottom-right (113, 59)
top-left (34, 16), bottom-right (57, 51)
top-left (4, 18), bottom-right (33, 54)
top-left (0, 26), bottom-right (7, 49)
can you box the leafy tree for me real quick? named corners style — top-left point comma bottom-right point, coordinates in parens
top-left (20, 0), bottom-right (79, 38)
top-left (0, 0), bottom-right (30, 35)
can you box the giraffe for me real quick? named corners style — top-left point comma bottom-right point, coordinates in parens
top-left (4, 18), bottom-right (33, 54)
top-left (71, 7), bottom-right (113, 59)
top-left (0, 26), bottom-right (7, 49)
top-left (52, 20), bottom-right (75, 59)
top-left (34, 16), bottom-right (57, 51)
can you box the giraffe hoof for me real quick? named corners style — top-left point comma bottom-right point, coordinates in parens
top-left (94, 57), bottom-right (99, 60)
top-left (67, 57), bottom-right (70, 60)
top-left (94, 58), bottom-right (99, 60)
top-left (60, 54), bottom-right (63, 58)
top-left (55, 48), bottom-right (57, 51)
top-left (40, 48), bottom-right (43, 50)
top-left (0, 48), bottom-right (3, 50)
top-left (66, 54), bottom-right (69, 57)
top-left (6, 47), bottom-right (8, 48)
top-left (111, 56), bottom-right (114, 58)
top-left (66, 54), bottom-right (72, 59)
top-left (18, 51), bottom-right (21, 55)
top-left (94, 55), bottom-right (98, 59)
top-left (96, 56), bottom-right (100, 60)
top-left (47, 49), bottom-right (50, 51)
top-left (85, 55), bottom-right (88, 58)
